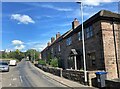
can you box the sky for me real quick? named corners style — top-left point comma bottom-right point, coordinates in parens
top-left (1, 0), bottom-right (119, 52)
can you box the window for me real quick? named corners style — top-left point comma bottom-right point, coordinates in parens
top-left (58, 45), bottom-right (61, 52)
top-left (78, 31), bottom-right (82, 41)
top-left (88, 52), bottom-right (96, 67)
top-left (51, 48), bottom-right (53, 53)
top-left (86, 26), bottom-right (93, 38)
top-left (66, 37), bottom-right (72, 46)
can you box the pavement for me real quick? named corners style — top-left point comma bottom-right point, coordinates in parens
top-left (32, 63), bottom-right (97, 89)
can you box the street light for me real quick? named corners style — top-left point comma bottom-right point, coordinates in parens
top-left (77, 1), bottom-right (87, 85)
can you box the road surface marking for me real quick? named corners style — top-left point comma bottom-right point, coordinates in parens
top-left (9, 83), bottom-right (12, 86)
top-left (13, 78), bottom-right (17, 81)
top-left (19, 76), bottom-right (23, 83)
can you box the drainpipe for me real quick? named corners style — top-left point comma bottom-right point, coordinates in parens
top-left (112, 19), bottom-right (119, 78)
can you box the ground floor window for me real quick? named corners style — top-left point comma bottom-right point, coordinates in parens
top-left (87, 52), bottom-right (96, 69)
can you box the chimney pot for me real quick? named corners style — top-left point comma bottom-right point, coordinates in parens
top-left (51, 37), bottom-right (55, 43)
top-left (56, 32), bottom-right (61, 39)
top-left (72, 18), bottom-right (79, 30)
top-left (47, 42), bottom-right (51, 46)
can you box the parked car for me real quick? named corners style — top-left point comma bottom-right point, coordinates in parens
top-left (0, 62), bottom-right (9, 72)
top-left (9, 60), bottom-right (17, 66)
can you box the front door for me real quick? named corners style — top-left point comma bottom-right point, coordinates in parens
top-left (76, 55), bottom-right (82, 70)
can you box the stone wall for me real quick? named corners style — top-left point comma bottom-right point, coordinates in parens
top-left (35, 64), bottom-right (103, 87)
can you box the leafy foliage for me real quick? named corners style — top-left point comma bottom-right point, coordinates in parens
top-left (0, 49), bottom-right (25, 61)
top-left (50, 57), bottom-right (58, 67)
top-left (25, 49), bottom-right (40, 61)
top-left (38, 59), bottom-right (46, 65)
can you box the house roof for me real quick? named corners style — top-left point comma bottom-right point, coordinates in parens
top-left (64, 10), bottom-right (120, 39)
top-left (41, 10), bottom-right (120, 52)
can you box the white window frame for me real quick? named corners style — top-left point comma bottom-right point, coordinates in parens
top-left (66, 37), bottom-right (72, 46)
top-left (58, 45), bottom-right (61, 52)
top-left (78, 31), bottom-right (82, 41)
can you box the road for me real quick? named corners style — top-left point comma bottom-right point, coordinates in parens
top-left (0, 59), bottom-right (67, 87)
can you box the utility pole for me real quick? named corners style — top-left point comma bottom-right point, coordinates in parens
top-left (77, 1), bottom-right (87, 85)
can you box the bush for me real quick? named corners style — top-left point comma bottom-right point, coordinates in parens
top-left (50, 57), bottom-right (58, 67)
top-left (38, 59), bottom-right (46, 65)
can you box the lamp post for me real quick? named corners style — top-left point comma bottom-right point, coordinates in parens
top-left (77, 1), bottom-right (87, 85)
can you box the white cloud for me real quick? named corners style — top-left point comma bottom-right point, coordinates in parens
top-left (12, 40), bottom-right (24, 45)
top-left (12, 40), bottom-right (25, 50)
top-left (32, 44), bottom-right (46, 51)
top-left (25, 3), bottom-right (73, 12)
top-left (41, 4), bottom-right (73, 11)
top-left (14, 45), bottom-right (25, 50)
top-left (11, 14), bottom-right (35, 24)
top-left (25, 41), bottom-right (47, 51)
top-left (76, 0), bottom-right (119, 6)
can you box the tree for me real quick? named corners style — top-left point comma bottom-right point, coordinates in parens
top-left (26, 49), bottom-right (40, 61)
top-left (2, 52), bottom-right (8, 58)
top-left (0, 49), bottom-right (25, 61)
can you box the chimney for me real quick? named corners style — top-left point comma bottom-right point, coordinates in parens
top-left (56, 32), bottom-right (61, 39)
top-left (72, 18), bottom-right (79, 30)
top-left (47, 42), bottom-right (51, 46)
top-left (51, 37), bottom-right (55, 43)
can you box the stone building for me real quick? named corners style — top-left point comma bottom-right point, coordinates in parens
top-left (41, 10), bottom-right (120, 80)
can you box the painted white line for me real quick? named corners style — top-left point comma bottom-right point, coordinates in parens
top-left (9, 83), bottom-right (12, 86)
top-left (12, 78), bottom-right (17, 81)
top-left (19, 76), bottom-right (23, 83)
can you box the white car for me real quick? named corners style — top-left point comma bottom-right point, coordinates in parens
top-left (9, 60), bottom-right (17, 66)
top-left (0, 62), bottom-right (9, 72)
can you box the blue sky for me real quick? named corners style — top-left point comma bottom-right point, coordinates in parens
top-left (2, 1), bottom-right (118, 52)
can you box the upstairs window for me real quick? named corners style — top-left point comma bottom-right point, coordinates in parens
top-left (66, 37), bottom-right (72, 46)
top-left (58, 45), bottom-right (61, 52)
top-left (78, 31), bottom-right (82, 41)
top-left (86, 26), bottom-right (93, 38)
top-left (51, 48), bottom-right (53, 53)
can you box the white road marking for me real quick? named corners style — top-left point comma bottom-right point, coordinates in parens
top-left (9, 83), bottom-right (12, 86)
top-left (13, 78), bottom-right (17, 81)
top-left (19, 76), bottom-right (23, 83)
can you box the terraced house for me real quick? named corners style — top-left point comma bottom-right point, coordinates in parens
top-left (41, 10), bottom-right (120, 80)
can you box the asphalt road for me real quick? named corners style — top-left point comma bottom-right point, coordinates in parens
top-left (0, 59), bottom-right (67, 87)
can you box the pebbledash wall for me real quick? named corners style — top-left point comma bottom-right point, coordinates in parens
top-left (41, 10), bottom-right (120, 80)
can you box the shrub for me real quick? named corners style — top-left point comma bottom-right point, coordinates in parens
top-left (38, 59), bottom-right (46, 65)
top-left (50, 57), bottom-right (58, 67)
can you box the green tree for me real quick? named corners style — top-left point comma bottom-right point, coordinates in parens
top-left (2, 52), bottom-right (8, 58)
top-left (26, 49), bottom-right (40, 61)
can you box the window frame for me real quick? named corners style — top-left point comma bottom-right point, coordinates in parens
top-left (66, 37), bottom-right (72, 46)
top-left (78, 31), bottom-right (82, 41)
top-left (86, 25), bottom-right (93, 39)
top-left (58, 44), bottom-right (61, 52)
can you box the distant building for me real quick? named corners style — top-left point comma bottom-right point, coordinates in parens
top-left (41, 10), bottom-right (120, 80)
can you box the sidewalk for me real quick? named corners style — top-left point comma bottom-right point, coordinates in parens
top-left (31, 63), bottom-right (97, 89)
